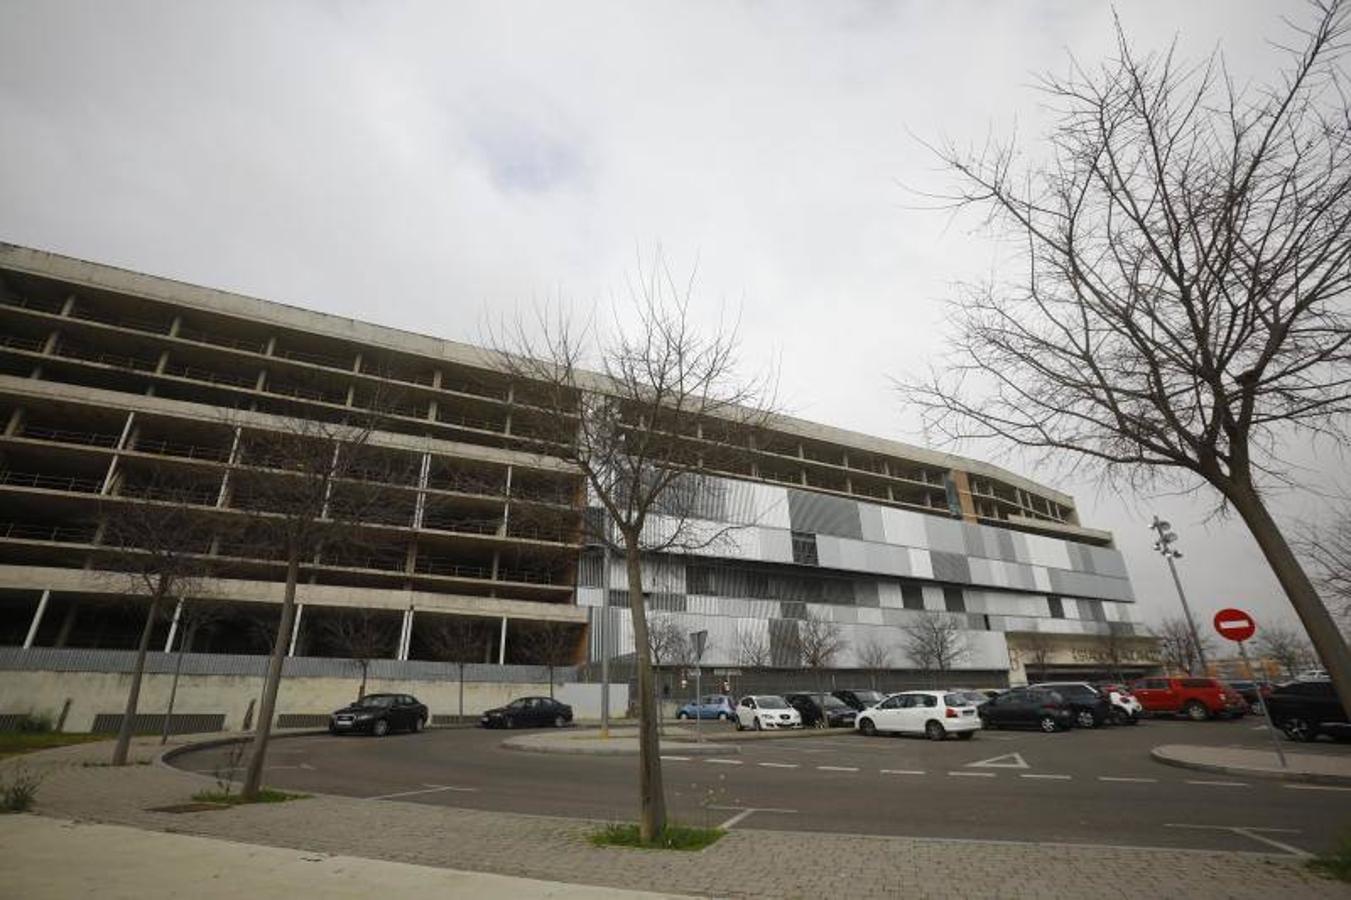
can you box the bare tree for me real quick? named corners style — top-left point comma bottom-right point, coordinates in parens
top-left (1256, 623), bottom-right (1315, 678)
top-left (160, 598), bottom-right (231, 745)
top-left (855, 634), bottom-right (892, 691)
top-left (492, 260), bottom-right (774, 841)
top-left (230, 409), bottom-right (407, 801)
top-left (1092, 629), bottom-right (1130, 684)
top-left (1154, 617), bottom-right (1213, 675)
top-left (796, 612), bottom-right (847, 728)
top-left (522, 620), bottom-right (582, 699)
top-left (1016, 632), bottom-right (1056, 684)
top-left (1300, 504), bottom-right (1351, 632)
top-left (421, 615), bottom-right (491, 722)
top-left (736, 627), bottom-right (771, 669)
top-left (902, 613), bottom-right (969, 682)
top-left (99, 466), bottom-right (219, 765)
top-left (901, 1), bottom-right (1351, 717)
top-left (319, 607), bottom-right (399, 702)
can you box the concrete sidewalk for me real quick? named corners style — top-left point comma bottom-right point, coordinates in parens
top-left (1152, 743), bottom-right (1351, 785)
top-left (502, 726), bottom-right (738, 756)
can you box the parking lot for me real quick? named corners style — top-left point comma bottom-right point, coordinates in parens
top-left (172, 718), bottom-right (1351, 856)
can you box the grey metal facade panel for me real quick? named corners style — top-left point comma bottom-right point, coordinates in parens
top-left (768, 618), bottom-right (801, 666)
top-left (853, 580), bottom-right (880, 607)
top-left (929, 551), bottom-right (971, 584)
top-left (787, 489), bottom-right (863, 539)
top-left (1089, 546), bottom-right (1130, 579)
top-left (780, 601), bottom-right (808, 620)
top-left (759, 528), bottom-right (795, 564)
top-left (995, 529), bottom-right (1017, 562)
top-left (858, 504), bottom-right (886, 543)
top-left (924, 517), bottom-right (967, 555)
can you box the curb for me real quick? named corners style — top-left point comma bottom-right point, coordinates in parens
top-left (501, 733), bottom-right (740, 757)
top-left (1149, 747), bottom-right (1351, 786)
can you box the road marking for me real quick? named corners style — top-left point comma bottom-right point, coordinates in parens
top-left (1020, 774), bottom-right (1071, 780)
top-left (660, 755), bottom-right (691, 762)
top-left (1233, 828), bottom-right (1311, 858)
top-left (965, 752), bottom-right (1028, 770)
top-left (758, 762), bottom-right (799, 769)
top-left (816, 765), bottom-right (859, 772)
top-left (880, 769), bottom-right (926, 775)
top-left (949, 771), bottom-right (995, 777)
top-left (1165, 824), bottom-right (1308, 858)
top-left (1283, 784), bottom-right (1351, 792)
top-left (1185, 780), bottom-right (1248, 787)
top-left (365, 784), bottom-right (478, 800)
top-left (705, 758), bottom-right (742, 765)
top-left (709, 805), bottom-right (797, 830)
top-left (1098, 776), bottom-right (1157, 783)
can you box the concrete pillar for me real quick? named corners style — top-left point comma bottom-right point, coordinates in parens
top-left (168, 315), bottom-right (182, 338)
top-left (503, 382), bottom-right (514, 436)
top-left (412, 452), bottom-right (430, 529)
top-left (59, 295), bottom-right (75, 317)
top-left (164, 597), bottom-right (184, 652)
top-left (155, 349), bottom-right (170, 375)
top-left (288, 604), bottom-right (304, 656)
top-left (22, 590), bottom-right (51, 649)
top-left (398, 609), bottom-right (414, 661)
top-left (42, 330), bottom-right (59, 355)
top-left (498, 616), bottom-right (508, 665)
top-left (3, 407), bottom-right (24, 437)
top-left (54, 601), bottom-right (78, 647)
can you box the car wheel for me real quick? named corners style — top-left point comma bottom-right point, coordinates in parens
top-left (373, 718), bottom-right (389, 737)
top-left (813, 719), bottom-right (827, 729)
top-left (1038, 715), bottom-right (1059, 733)
top-left (859, 717), bottom-right (877, 737)
top-left (734, 718), bottom-right (744, 731)
top-left (1281, 717), bottom-right (1318, 743)
top-left (1110, 708), bottom-right (1130, 726)
top-left (677, 711), bottom-right (688, 720)
top-left (1184, 701), bottom-right (1209, 722)
top-left (718, 712), bottom-right (729, 722)
top-left (1076, 710), bottom-right (1098, 729)
top-left (956, 731), bottom-right (974, 741)
top-left (554, 715), bottom-right (566, 728)
top-left (925, 721), bottom-right (946, 741)
top-left (504, 716), bottom-right (516, 730)
top-left (413, 716), bottom-right (425, 733)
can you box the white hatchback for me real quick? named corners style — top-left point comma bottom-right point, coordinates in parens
top-left (855, 690), bottom-right (981, 740)
top-left (734, 695), bottom-right (803, 731)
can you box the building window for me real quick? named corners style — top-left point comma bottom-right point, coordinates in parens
top-left (900, 583), bottom-right (924, 610)
top-left (791, 531), bottom-right (819, 566)
top-left (943, 586), bottom-right (965, 612)
top-left (1047, 596), bottom-right (1064, 619)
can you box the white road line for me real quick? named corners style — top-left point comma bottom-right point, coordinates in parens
top-left (705, 758), bottom-right (742, 765)
top-left (817, 765), bottom-right (859, 772)
top-left (718, 808), bottom-right (757, 829)
top-left (1020, 774), bottom-right (1071, 780)
top-left (1164, 824), bottom-right (1308, 858)
top-left (1233, 828), bottom-right (1312, 858)
top-left (1185, 780), bottom-right (1248, 787)
top-left (365, 784), bottom-right (478, 800)
top-left (660, 755), bottom-right (691, 762)
top-left (880, 769), bottom-right (926, 775)
top-left (949, 771), bottom-right (995, 778)
top-left (1098, 776), bottom-right (1158, 783)
top-left (1283, 784), bottom-right (1351, 792)
top-left (758, 762), bottom-right (799, 769)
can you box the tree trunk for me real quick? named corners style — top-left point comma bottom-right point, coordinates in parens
top-left (624, 540), bottom-right (666, 842)
top-left (160, 623), bottom-right (191, 746)
top-left (112, 579), bottom-right (165, 765)
top-left (243, 552), bottom-right (300, 800)
top-left (357, 662), bottom-right (368, 702)
top-left (1228, 480), bottom-right (1351, 721)
top-left (458, 663), bottom-right (465, 723)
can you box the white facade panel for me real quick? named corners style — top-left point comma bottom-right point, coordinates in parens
top-left (921, 585), bottom-right (946, 611)
top-left (880, 507), bottom-right (929, 549)
top-left (1026, 534), bottom-right (1073, 570)
top-left (909, 548), bottom-right (934, 580)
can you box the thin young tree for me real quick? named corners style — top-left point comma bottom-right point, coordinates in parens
top-left (160, 598), bottom-right (231, 744)
top-left (1256, 623), bottom-right (1315, 678)
top-left (493, 260), bottom-right (775, 841)
top-left (319, 607), bottom-right (400, 702)
top-left (99, 466), bottom-right (218, 765)
top-left (523, 620), bottom-right (582, 699)
top-left (1154, 617), bottom-right (1212, 675)
top-left (855, 634), bottom-right (892, 691)
top-left (230, 409), bottom-right (406, 801)
top-left (901, 612), bottom-right (969, 684)
top-left (1019, 632), bottom-right (1055, 683)
top-left (421, 614), bottom-right (490, 722)
top-left (902, 0), bottom-right (1351, 717)
top-left (1300, 504), bottom-right (1351, 632)
top-left (736, 627), bottom-right (771, 669)
top-left (646, 613), bottom-right (689, 711)
top-left (796, 611), bottom-right (847, 727)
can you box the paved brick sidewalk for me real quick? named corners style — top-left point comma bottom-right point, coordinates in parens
top-left (4, 735), bottom-right (1346, 899)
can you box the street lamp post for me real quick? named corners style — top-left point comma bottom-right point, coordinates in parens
top-left (1151, 516), bottom-right (1209, 675)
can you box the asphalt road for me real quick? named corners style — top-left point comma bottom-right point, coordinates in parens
top-left (172, 718), bottom-right (1351, 856)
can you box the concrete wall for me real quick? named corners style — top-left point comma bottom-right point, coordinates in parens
top-left (0, 671), bottom-right (628, 732)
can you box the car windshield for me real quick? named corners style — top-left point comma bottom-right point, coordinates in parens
top-left (757, 696), bottom-right (788, 709)
top-left (853, 691), bottom-right (885, 704)
top-left (356, 695), bottom-right (395, 708)
top-left (822, 696), bottom-right (849, 709)
top-left (508, 699), bottom-right (529, 708)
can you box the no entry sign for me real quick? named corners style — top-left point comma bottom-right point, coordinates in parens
top-left (1213, 608), bottom-right (1257, 643)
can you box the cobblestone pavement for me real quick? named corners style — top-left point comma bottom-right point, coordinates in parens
top-left (4, 735), bottom-right (1347, 899)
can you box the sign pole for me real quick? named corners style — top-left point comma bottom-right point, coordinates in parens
top-left (1238, 639), bottom-right (1287, 769)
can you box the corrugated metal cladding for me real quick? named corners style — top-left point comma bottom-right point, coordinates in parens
top-left (787, 489), bottom-right (863, 540)
top-left (768, 619), bottom-right (800, 666)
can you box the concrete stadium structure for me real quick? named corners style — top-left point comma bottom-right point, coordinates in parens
top-left (0, 243), bottom-right (1155, 729)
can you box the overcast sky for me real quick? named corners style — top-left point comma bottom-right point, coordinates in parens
top-left (0, 1), bottom-right (1334, 638)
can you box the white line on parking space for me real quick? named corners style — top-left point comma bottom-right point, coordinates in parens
top-left (949, 771), bottom-right (995, 778)
top-left (880, 769), bottom-right (926, 775)
top-left (1283, 784), bottom-right (1351, 792)
top-left (705, 759), bottom-right (742, 765)
top-left (758, 762), bottom-right (799, 769)
top-left (365, 784), bottom-right (478, 800)
top-left (1185, 780), bottom-right (1248, 787)
top-left (1020, 774), bottom-right (1071, 780)
top-left (817, 766), bottom-right (859, 772)
top-left (1098, 777), bottom-right (1157, 783)
top-left (660, 756), bottom-right (691, 762)
top-left (1164, 824), bottom-right (1308, 858)
top-left (718, 809), bottom-right (757, 829)
top-left (711, 806), bottom-right (797, 830)
top-left (1233, 828), bottom-right (1311, 857)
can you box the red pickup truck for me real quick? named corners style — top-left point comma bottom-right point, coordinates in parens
top-left (1129, 677), bottom-right (1248, 720)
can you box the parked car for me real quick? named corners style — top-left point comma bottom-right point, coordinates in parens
top-left (855, 690), bottom-right (981, 740)
top-left (1226, 680), bottom-right (1274, 714)
top-left (1033, 682), bottom-right (1113, 728)
top-left (1093, 683), bottom-right (1144, 725)
top-left (946, 688), bottom-right (993, 707)
top-left (676, 694), bottom-right (736, 721)
top-left (832, 689), bottom-right (888, 711)
top-left (734, 695), bottom-right (802, 731)
top-left (1265, 679), bottom-right (1349, 742)
top-left (1130, 677), bottom-right (1247, 720)
top-left (784, 692), bottom-right (857, 728)
top-left (978, 687), bottom-right (1075, 733)
top-left (479, 696), bottom-right (573, 729)
top-left (1297, 669), bottom-right (1329, 681)
top-left (329, 693), bottom-right (428, 736)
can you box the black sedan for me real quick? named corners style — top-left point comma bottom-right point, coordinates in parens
top-left (480, 696), bottom-right (573, 729)
top-left (978, 687), bottom-right (1075, 732)
top-left (1032, 682), bottom-right (1113, 728)
top-left (784, 692), bottom-right (857, 728)
top-left (1265, 680), bottom-right (1348, 742)
top-left (329, 693), bottom-right (428, 737)
top-left (832, 689), bottom-right (887, 711)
